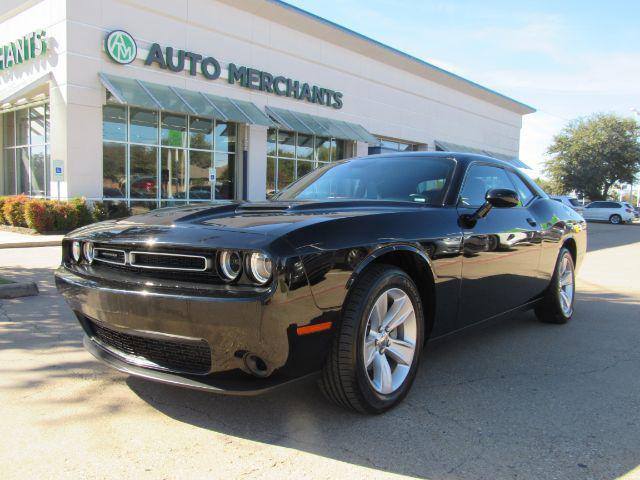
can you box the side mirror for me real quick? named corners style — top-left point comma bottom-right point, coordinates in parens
top-left (460, 188), bottom-right (519, 228)
top-left (485, 188), bottom-right (520, 209)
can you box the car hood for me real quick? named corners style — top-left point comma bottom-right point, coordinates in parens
top-left (68, 200), bottom-right (428, 249)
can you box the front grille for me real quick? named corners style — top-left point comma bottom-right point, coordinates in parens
top-left (94, 248), bottom-right (126, 265)
top-left (87, 243), bottom-right (222, 284)
top-left (87, 319), bottom-right (212, 375)
top-left (130, 251), bottom-right (208, 271)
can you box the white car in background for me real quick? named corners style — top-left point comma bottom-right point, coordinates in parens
top-left (550, 196), bottom-right (584, 214)
top-left (582, 201), bottom-right (635, 224)
top-left (622, 202), bottom-right (640, 219)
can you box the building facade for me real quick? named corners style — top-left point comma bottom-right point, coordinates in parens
top-left (0, 0), bottom-right (534, 213)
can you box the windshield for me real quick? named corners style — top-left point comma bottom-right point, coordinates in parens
top-left (275, 156), bottom-right (455, 205)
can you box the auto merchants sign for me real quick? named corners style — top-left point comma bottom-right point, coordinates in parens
top-left (104, 30), bottom-right (343, 109)
top-left (0, 31), bottom-right (47, 71)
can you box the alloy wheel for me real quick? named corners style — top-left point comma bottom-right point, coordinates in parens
top-left (363, 288), bottom-right (417, 395)
top-left (558, 255), bottom-right (575, 316)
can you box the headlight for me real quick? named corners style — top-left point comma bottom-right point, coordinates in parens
top-left (218, 250), bottom-right (242, 281)
top-left (71, 241), bottom-right (82, 263)
top-left (248, 252), bottom-right (273, 285)
top-left (83, 242), bottom-right (94, 264)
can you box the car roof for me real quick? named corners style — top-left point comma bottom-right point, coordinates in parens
top-left (352, 151), bottom-right (518, 170)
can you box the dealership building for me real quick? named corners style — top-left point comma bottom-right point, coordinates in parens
top-left (0, 0), bottom-right (534, 212)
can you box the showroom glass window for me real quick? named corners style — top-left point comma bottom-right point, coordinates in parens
top-left (1, 104), bottom-right (50, 197)
top-left (102, 105), bottom-right (236, 212)
top-left (266, 128), bottom-right (346, 196)
top-left (377, 138), bottom-right (416, 154)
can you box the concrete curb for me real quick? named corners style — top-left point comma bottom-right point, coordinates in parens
top-left (0, 240), bottom-right (62, 249)
top-left (0, 282), bottom-right (39, 299)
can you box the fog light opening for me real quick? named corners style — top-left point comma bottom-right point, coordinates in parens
top-left (243, 353), bottom-right (269, 377)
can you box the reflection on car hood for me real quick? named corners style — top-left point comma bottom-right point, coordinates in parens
top-left (70, 200), bottom-right (431, 243)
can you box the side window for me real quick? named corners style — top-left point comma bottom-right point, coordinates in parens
top-left (587, 202), bottom-right (602, 209)
top-left (459, 164), bottom-right (514, 207)
top-left (551, 198), bottom-right (562, 203)
top-left (608, 202), bottom-right (621, 208)
top-left (507, 171), bottom-right (535, 206)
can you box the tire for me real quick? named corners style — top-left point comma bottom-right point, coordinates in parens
top-left (609, 214), bottom-right (622, 225)
top-left (535, 247), bottom-right (575, 324)
top-left (319, 264), bottom-right (424, 413)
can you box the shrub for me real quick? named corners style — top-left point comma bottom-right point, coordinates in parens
top-left (69, 197), bottom-right (93, 227)
top-left (1, 196), bottom-right (128, 233)
top-left (2, 195), bottom-right (28, 227)
top-left (0, 197), bottom-right (6, 225)
top-left (92, 201), bottom-right (131, 222)
top-left (51, 202), bottom-right (79, 232)
top-left (92, 202), bottom-right (108, 222)
top-left (24, 199), bottom-right (55, 233)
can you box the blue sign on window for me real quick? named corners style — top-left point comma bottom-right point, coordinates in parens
top-left (55, 167), bottom-right (63, 174)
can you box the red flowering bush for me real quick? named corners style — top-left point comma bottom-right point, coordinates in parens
top-left (2, 195), bottom-right (28, 227)
top-left (24, 199), bottom-right (55, 233)
top-left (0, 197), bottom-right (7, 225)
top-left (51, 202), bottom-right (80, 232)
top-left (2, 196), bottom-right (96, 233)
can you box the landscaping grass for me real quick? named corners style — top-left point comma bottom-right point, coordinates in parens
top-left (0, 277), bottom-right (14, 285)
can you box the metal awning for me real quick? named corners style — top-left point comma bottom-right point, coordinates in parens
top-left (434, 140), bottom-right (530, 169)
top-left (265, 106), bottom-right (379, 144)
top-left (99, 73), bottom-right (275, 127)
top-left (0, 72), bottom-right (51, 110)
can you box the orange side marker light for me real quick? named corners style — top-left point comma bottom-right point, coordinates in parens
top-left (296, 321), bottom-right (332, 335)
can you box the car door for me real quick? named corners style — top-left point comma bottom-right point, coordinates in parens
top-left (583, 202), bottom-right (601, 220)
top-left (457, 163), bottom-right (543, 328)
top-left (607, 202), bottom-right (622, 220)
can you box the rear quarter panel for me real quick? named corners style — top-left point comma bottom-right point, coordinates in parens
top-left (535, 198), bottom-right (587, 280)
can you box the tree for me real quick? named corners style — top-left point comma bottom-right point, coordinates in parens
top-left (545, 113), bottom-right (640, 200)
top-left (533, 177), bottom-right (563, 195)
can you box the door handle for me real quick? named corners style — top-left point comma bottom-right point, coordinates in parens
top-left (526, 217), bottom-right (537, 227)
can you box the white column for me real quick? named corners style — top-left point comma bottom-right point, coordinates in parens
top-left (355, 141), bottom-right (369, 158)
top-left (245, 124), bottom-right (268, 201)
top-left (48, 81), bottom-right (69, 200)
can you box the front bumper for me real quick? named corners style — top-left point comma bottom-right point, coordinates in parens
top-left (83, 335), bottom-right (316, 395)
top-left (55, 266), bottom-right (331, 393)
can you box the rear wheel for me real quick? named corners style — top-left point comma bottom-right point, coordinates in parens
top-left (535, 247), bottom-right (575, 324)
top-left (610, 214), bottom-right (622, 224)
top-left (319, 264), bottom-right (424, 413)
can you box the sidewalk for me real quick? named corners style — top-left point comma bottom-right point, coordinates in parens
top-left (0, 230), bottom-right (64, 249)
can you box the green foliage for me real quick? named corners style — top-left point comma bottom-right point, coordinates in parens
top-left (69, 197), bottom-right (93, 227)
top-left (545, 113), bottom-right (640, 200)
top-left (51, 202), bottom-right (79, 232)
top-left (24, 199), bottom-right (55, 233)
top-left (533, 177), bottom-right (564, 195)
top-left (92, 202), bottom-right (109, 222)
top-left (2, 195), bottom-right (28, 227)
top-left (0, 197), bottom-right (6, 225)
top-left (92, 201), bottom-right (131, 222)
top-left (2, 196), bottom-right (132, 233)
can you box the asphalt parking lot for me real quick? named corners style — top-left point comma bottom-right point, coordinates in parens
top-left (1, 222), bottom-right (639, 480)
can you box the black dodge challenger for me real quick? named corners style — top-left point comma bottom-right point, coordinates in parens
top-left (55, 152), bottom-right (587, 413)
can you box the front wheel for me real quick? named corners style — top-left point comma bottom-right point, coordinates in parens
top-left (319, 264), bottom-right (424, 413)
top-left (610, 214), bottom-right (622, 224)
top-left (535, 247), bottom-right (575, 324)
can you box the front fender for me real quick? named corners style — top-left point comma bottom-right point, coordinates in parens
top-left (346, 244), bottom-right (436, 289)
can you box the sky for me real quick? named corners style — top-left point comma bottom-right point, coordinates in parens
top-left (285, 0), bottom-right (640, 178)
